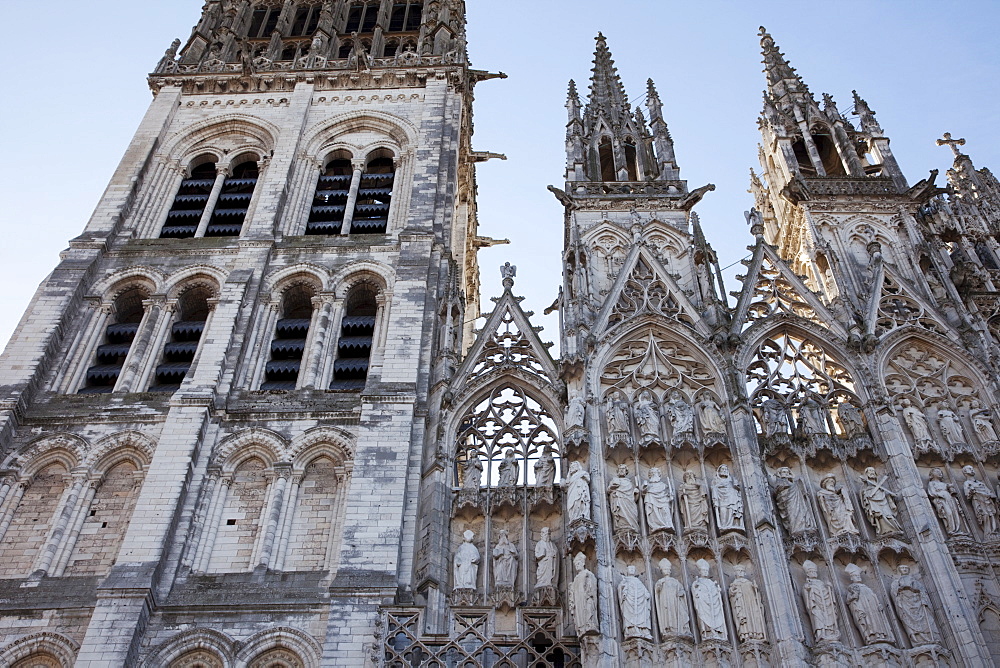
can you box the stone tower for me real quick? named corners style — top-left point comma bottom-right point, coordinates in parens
top-left (2, 6), bottom-right (1000, 668)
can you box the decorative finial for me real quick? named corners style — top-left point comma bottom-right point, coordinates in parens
top-left (936, 132), bottom-right (967, 157)
top-left (744, 208), bottom-right (765, 239)
top-left (500, 262), bottom-right (517, 290)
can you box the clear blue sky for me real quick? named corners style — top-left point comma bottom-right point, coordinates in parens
top-left (1, 1), bottom-right (998, 353)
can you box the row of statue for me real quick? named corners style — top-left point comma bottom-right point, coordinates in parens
top-left (607, 464), bottom-right (744, 535)
top-left (600, 390), bottom-right (728, 443)
top-left (453, 527), bottom-right (559, 592)
top-left (759, 397), bottom-right (867, 439)
top-left (460, 445), bottom-right (557, 489)
top-left (899, 397), bottom-right (999, 453)
top-left (927, 465), bottom-right (1000, 537)
top-left (770, 466), bottom-right (902, 537)
top-left (802, 560), bottom-right (939, 647)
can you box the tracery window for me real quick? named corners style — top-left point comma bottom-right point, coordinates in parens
top-left (874, 275), bottom-right (944, 338)
top-left (467, 307), bottom-right (548, 383)
top-left (79, 287), bottom-right (147, 394)
top-left (262, 285), bottom-right (315, 390)
top-left (745, 255), bottom-right (822, 329)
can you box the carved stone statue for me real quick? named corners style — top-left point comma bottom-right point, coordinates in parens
top-left (712, 464), bottom-right (744, 532)
top-left (497, 448), bottom-right (519, 487)
top-left (679, 470), bottom-right (709, 531)
top-left (816, 474), bottom-right (859, 536)
top-left (837, 402), bottom-right (866, 438)
top-left (533, 445), bottom-right (555, 487)
top-left (569, 552), bottom-right (599, 636)
top-left (618, 565), bottom-right (653, 640)
top-left (729, 565), bottom-right (767, 642)
top-left (926, 468), bottom-right (963, 535)
top-left (608, 464), bottom-right (640, 534)
top-left (698, 394), bottom-right (727, 435)
top-left (566, 461), bottom-right (592, 522)
top-left (500, 262), bottom-right (517, 281)
top-left (970, 400), bottom-right (1000, 442)
top-left (666, 390), bottom-right (694, 439)
top-left (606, 394), bottom-right (631, 438)
top-left (962, 465), bottom-right (999, 535)
top-left (800, 396), bottom-right (828, 436)
top-left (772, 466), bottom-right (816, 534)
top-left (534, 527), bottom-right (557, 588)
top-left (860, 467), bottom-right (903, 535)
top-left (937, 406), bottom-right (965, 444)
top-left (802, 560), bottom-right (841, 643)
top-left (453, 529), bottom-right (480, 591)
top-left (566, 395), bottom-right (586, 429)
top-left (492, 530), bottom-right (518, 588)
top-left (462, 449), bottom-right (483, 490)
top-left (642, 467), bottom-right (675, 534)
top-left (844, 563), bottom-right (894, 645)
top-left (900, 398), bottom-right (934, 453)
top-left (761, 398), bottom-right (788, 437)
top-left (654, 559), bottom-right (690, 637)
top-left (691, 558), bottom-right (726, 640)
top-left (891, 564), bottom-right (939, 646)
top-left (635, 390), bottom-right (661, 441)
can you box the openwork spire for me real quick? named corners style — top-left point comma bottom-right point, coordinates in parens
top-left (586, 33), bottom-right (630, 124)
top-left (758, 26), bottom-right (811, 109)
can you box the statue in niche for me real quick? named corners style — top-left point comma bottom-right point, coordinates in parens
top-left (654, 559), bottom-right (690, 637)
top-left (606, 394), bottom-right (631, 438)
top-left (570, 552), bottom-right (599, 636)
top-left (618, 565), bottom-right (653, 640)
top-left (534, 527), bottom-right (558, 588)
top-left (607, 464), bottom-right (640, 534)
top-left (926, 468), bottom-right (963, 535)
top-left (837, 401), bottom-right (866, 438)
top-left (453, 529), bottom-right (480, 591)
top-left (936, 406), bottom-right (965, 445)
top-left (492, 530), bottom-right (518, 588)
top-left (691, 558), bottom-right (727, 641)
top-left (859, 467), bottom-right (903, 535)
top-left (462, 449), bottom-right (483, 490)
top-left (800, 396), bottom-right (828, 436)
top-left (635, 390), bottom-right (661, 441)
top-left (566, 461), bottom-right (592, 522)
top-left (666, 390), bottom-right (694, 439)
top-left (761, 398), bottom-right (788, 437)
top-left (347, 32), bottom-right (370, 70)
top-left (970, 399), bottom-right (1000, 442)
top-left (729, 564), bottom-right (767, 642)
top-left (801, 560), bottom-right (841, 643)
top-left (566, 394), bottom-right (586, 429)
top-left (698, 394), bottom-right (727, 435)
top-left (498, 448), bottom-right (519, 487)
top-left (816, 474), bottom-right (859, 536)
top-left (899, 398), bottom-right (934, 453)
top-left (679, 470), bottom-right (709, 531)
top-left (712, 464), bottom-right (744, 532)
top-left (891, 564), bottom-right (940, 646)
top-left (534, 445), bottom-right (556, 488)
top-left (962, 464), bottom-right (999, 535)
top-left (771, 466), bottom-right (816, 534)
top-left (844, 563), bottom-right (894, 645)
top-left (642, 467), bottom-right (675, 534)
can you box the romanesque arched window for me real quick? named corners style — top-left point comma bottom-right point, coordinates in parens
top-left (351, 149), bottom-right (395, 234)
top-left (306, 151), bottom-right (353, 235)
top-left (150, 285), bottom-right (213, 392)
top-left (160, 159), bottom-right (216, 239)
top-left (205, 158), bottom-right (259, 237)
top-left (262, 284), bottom-right (316, 390)
top-left (79, 286), bottom-right (148, 394)
top-left (208, 456), bottom-right (269, 573)
top-left (330, 282), bottom-right (378, 390)
top-left (64, 459), bottom-right (141, 576)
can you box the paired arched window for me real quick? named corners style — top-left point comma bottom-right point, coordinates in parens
top-left (289, 4), bottom-right (323, 36)
top-left (160, 156), bottom-right (259, 239)
top-left (330, 283), bottom-right (378, 390)
top-left (150, 286), bottom-right (212, 392)
top-left (306, 149), bottom-right (395, 235)
top-left (79, 287), bottom-right (147, 394)
top-left (262, 285), bottom-right (316, 390)
top-left (344, 1), bottom-right (381, 34)
top-left (388, 2), bottom-right (423, 32)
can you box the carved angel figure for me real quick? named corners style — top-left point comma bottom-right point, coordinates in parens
top-left (859, 467), bottom-right (903, 535)
top-left (816, 474), bottom-right (859, 536)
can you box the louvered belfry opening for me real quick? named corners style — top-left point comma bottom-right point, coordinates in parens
top-left (351, 151), bottom-right (394, 234)
top-left (306, 152), bottom-right (352, 235)
top-left (79, 288), bottom-right (147, 394)
top-left (330, 284), bottom-right (377, 390)
top-left (150, 287), bottom-right (211, 393)
top-left (205, 160), bottom-right (258, 237)
top-left (262, 285), bottom-right (315, 390)
top-left (160, 161), bottom-right (216, 238)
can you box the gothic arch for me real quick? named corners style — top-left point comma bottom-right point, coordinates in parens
top-left (164, 266), bottom-right (227, 300)
top-left (287, 426), bottom-right (355, 468)
top-left (86, 430), bottom-right (155, 472)
top-left (448, 372), bottom-right (564, 447)
top-left (4, 433), bottom-right (88, 476)
top-left (162, 114), bottom-right (280, 165)
top-left (234, 627), bottom-right (321, 668)
top-left (876, 329), bottom-right (996, 389)
top-left (0, 632), bottom-right (79, 668)
top-left (739, 315), bottom-right (851, 372)
top-left (145, 628), bottom-right (235, 668)
top-left (301, 110), bottom-right (419, 157)
top-left (214, 428), bottom-right (288, 469)
top-left (330, 260), bottom-right (394, 298)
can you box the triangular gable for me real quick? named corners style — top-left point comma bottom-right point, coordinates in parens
top-left (732, 241), bottom-right (846, 337)
top-left (868, 266), bottom-right (954, 340)
top-left (593, 243), bottom-right (709, 337)
top-left (450, 289), bottom-right (560, 391)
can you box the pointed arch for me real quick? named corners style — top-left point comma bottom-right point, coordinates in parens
top-left (234, 627), bottom-right (322, 668)
top-left (214, 428), bottom-right (288, 469)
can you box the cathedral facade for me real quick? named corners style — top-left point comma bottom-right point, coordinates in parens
top-left (0, 2), bottom-right (998, 667)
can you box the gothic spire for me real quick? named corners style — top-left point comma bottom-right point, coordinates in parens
top-left (645, 79), bottom-right (679, 180)
top-left (759, 26), bottom-right (812, 110)
top-left (567, 79), bottom-right (582, 122)
top-left (586, 33), bottom-right (630, 125)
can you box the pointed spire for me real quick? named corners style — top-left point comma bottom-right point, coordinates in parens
top-left (759, 27), bottom-right (812, 110)
top-left (567, 79), bottom-right (582, 122)
top-left (587, 33), bottom-right (630, 123)
top-left (645, 79), bottom-right (679, 180)
top-left (852, 90), bottom-right (883, 134)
